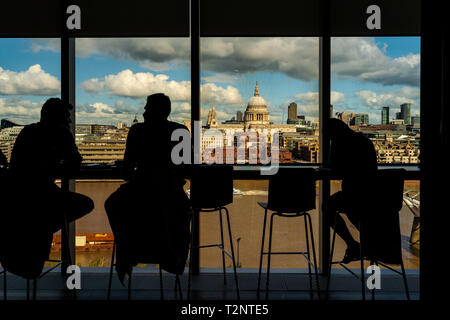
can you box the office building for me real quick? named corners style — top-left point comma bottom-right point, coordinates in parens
top-left (288, 102), bottom-right (298, 121)
top-left (381, 107), bottom-right (390, 125)
top-left (401, 103), bottom-right (412, 125)
top-left (236, 111), bottom-right (244, 122)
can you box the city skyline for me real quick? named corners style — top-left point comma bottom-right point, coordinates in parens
top-left (0, 37), bottom-right (420, 126)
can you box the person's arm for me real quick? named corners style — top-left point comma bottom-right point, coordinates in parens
top-left (123, 125), bottom-right (139, 180)
top-left (0, 149), bottom-right (7, 168)
top-left (59, 126), bottom-right (82, 176)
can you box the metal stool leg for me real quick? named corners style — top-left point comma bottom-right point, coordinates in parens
top-left (175, 275), bottom-right (183, 300)
top-left (359, 221), bottom-right (366, 300)
top-left (107, 239), bottom-right (116, 300)
top-left (326, 212), bottom-right (338, 299)
top-left (2, 270), bottom-right (6, 301)
top-left (371, 260), bottom-right (376, 300)
top-left (265, 213), bottom-right (275, 300)
top-left (26, 279), bottom-right (30, 300)
top-left (223, 207), bottom-right (240, 300)
top-left (219, 208), bottom-right (227, 285)
top-left (303, 214), bottom-right (313, 300)
top-left (62, 214), bottom-right (78, 301)
top-left (33, 279), bottom-right (37, 300)
top-left (159, 265), bottom-right (164, 300)
top-left (127, 269), bottom-right (132, 300)
top-left (400, 259), bottom-right (410, 300)
top-left (257, 208), bottom-right (268, 300)
top-left (187, 210), bottom-right (195, 300)
top-left (306, 213), bottom-right (320, 299)
top-left (360, 258), bottom-right (365, 300)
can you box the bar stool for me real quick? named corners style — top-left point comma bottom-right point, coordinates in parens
top-left (325, 169), bottom-right (410, 300)
top-left (0, 213), bottom-right (75, 300)
top-left (0, 265), bottom-right (5, 300)
top-left (187, 165), bottom-right (240, 299)
top-left (257, 168), bottom-right (320, 300)
top-left (107, 237), bottom-right (183, 300)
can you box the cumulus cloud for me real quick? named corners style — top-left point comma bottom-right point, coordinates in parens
top-left (201, 38), bottom-right (319, 81)
top-left (0, 65), bottom-right (60, 96)
top-left (81, 69), bottom-right (243, 106)
top-left (32, 37), bottom-right (419, 87)
top-left (0, 98), bottom-right (43, 124)
top-left (292, 91), bottom-right (346, 116)
top-left (331, 38), bottom-right (420, 87)
top-left (32, 38), bottom-right (190, 71)
top-left (201, 74), bottom-right (239, 84)
top-left (354, 87), bottom-right (419, 110)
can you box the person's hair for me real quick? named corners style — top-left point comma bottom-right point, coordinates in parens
top-left (326, 118), bottom-right (353, 138)
top-left (40, 98), bottom-right (72, 124)
top-left (145, 93), bottom-right (171, 119)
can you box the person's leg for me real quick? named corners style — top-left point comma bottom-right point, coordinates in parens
top-left (324, 191), bottom-right (358, 247)
top-left (48, 188), bottom-right (94, 233)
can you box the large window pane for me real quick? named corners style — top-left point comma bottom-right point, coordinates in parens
top-left (0, 38), bottom-right (61, 162)
top-left (74, 38), bottom-right (190, 266)
top-left (0, 38), bottom-right (62, 265)
top-left (331, 37), bottom-right (421, 164)
top-left (199, 37), bottom-right (320, 165)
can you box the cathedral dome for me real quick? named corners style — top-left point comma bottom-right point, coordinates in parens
top-left (244, 82), bottom-right (269, 127)
top-left (246, 82), bottom-right (267, 108)
top-left (248, 95), bottom-right (267, 107)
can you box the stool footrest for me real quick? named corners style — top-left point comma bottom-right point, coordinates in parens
top-left (262, 251), bottom-right (308, 255)
top-left (331, 261), bottom-right (361, 280)
top-left (38, 260), bottom-right (65, 279)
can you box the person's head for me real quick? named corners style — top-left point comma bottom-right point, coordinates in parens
top-left (40, 98), bottom-right (72, 127)
top-left (143, 93), bottom-right (171, 122)
top-left (325, 118), bottom-right (353, 141)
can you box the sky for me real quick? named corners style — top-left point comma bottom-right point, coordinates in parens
top-left (0, 37), bottom-right (420, 126)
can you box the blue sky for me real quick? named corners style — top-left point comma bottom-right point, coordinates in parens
top-left (0, 37), bottom-right (420, 125)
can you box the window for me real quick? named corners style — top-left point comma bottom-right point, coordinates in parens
top-left (200, 37), bottom-right (320, 165)
top-left (73, 37), bottom-right (190, 266)
top-left (331, 37), bottom-right (421, 165)
top-left (0, 38), bottom-right (62, 264)
top-left (0, 38), bottom-right (61, 162)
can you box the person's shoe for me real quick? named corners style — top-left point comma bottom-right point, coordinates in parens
top-left (341, 244), bottom-right (361, 264)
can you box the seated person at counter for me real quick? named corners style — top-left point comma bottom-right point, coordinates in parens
top-left (324, 118), bottom-right (378, 263)
top-left (0, 98), bottom-right (94, 278)
top-left (105, 93), bottom-right (191, 283)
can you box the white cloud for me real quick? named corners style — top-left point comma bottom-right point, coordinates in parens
top-left (32, 37), bottom-right (420, 87)
top-left (354, 87), bottom-right (419, 110)
top-left (0, 98), bottom-right (43, 124)
top-left (331, 38), bottom-right (420, 87)
top-left (292, 91), bottom-right (345, 116)
top-left (201, 38), bottom-right (319, 82)
top-left (202, 74), bottom-right (239, 84)
top-left (81, 69), bottom-right (243, 106)
top-left (0, 65), bottom-right (60, 96)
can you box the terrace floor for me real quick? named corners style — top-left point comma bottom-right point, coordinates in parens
top-left (0, 267), bottom-right (419, 301)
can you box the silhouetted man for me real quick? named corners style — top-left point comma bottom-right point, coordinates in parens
top-left (105, 93), bottom-right (191, 283)
top-left (0, 98), bottom-right (94, 278)
top-left (324, 118), bottom-right (377, 263)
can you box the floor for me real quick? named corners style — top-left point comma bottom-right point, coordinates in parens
top-left (0, 267), bottom-right (419, 301)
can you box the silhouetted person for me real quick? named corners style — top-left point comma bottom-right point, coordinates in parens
top-left (0, 149), bottom-right (8, 193)
top-left (0, 149), bottom-right (7, 168)
top-left (105, 93), bottom-right (191, 283)
top-left (0, 98), bottom-right (94, 279)
top-left (324, 118), bottom-right (377, 263)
